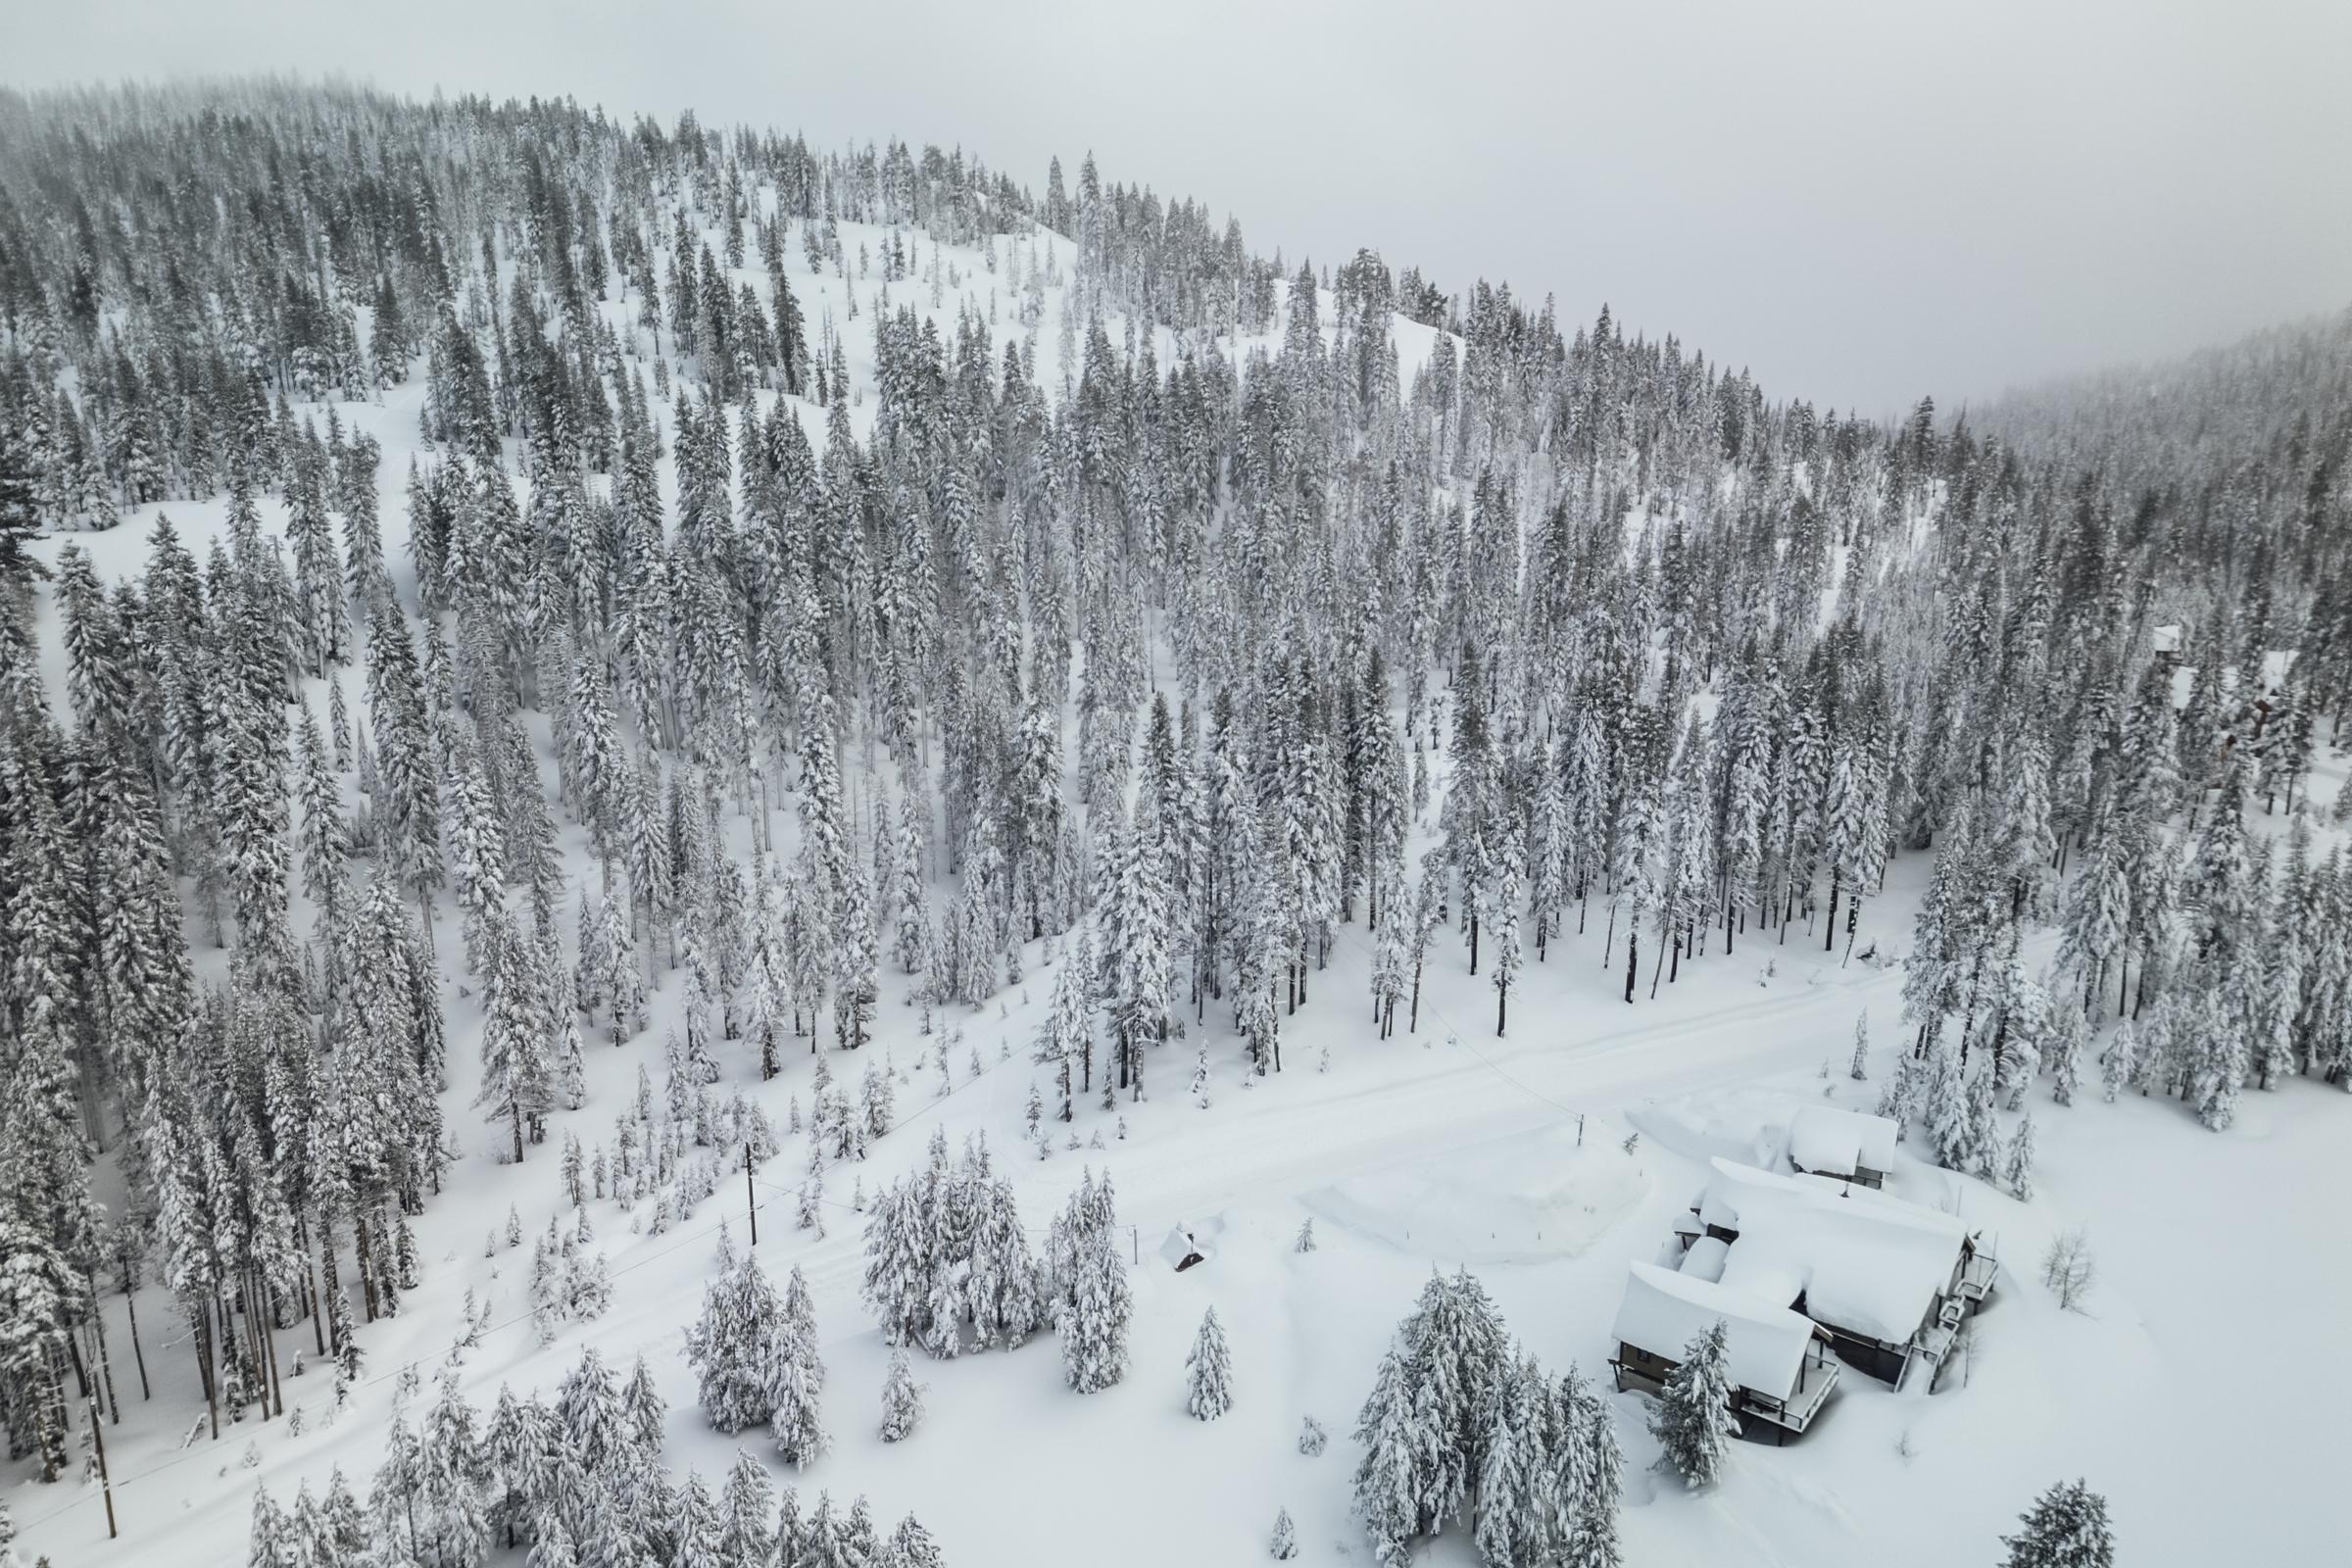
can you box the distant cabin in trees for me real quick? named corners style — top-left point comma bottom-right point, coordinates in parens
top-left (1786, 1105), bottom-right (1897, 1189)
top-left (1609, 1262), bottom-right (1839, 1444)
top-left (1662, 1157), bottom-right (1998, 1393)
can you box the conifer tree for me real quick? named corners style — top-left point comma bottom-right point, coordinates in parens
top-left (1055, 1175), bottom-right (1132, 1394)
top-left (1269, 1507), bottom-right (1298, 1561)
top-left (1649, 1320), bottom-right (1739, 1488)
top-left (1491, 828), bottom-right (1523, 1036)
top-left (1999, 1479), bottom-right (2116, 1568)
top-left (2006, 1112), bottom-right (2038, 1200)
top-left (1558, 1366), bottom-right (1625, 1568)
top-left (2101, 1021), bottom-right (2139, 1102)
top-left (879, 1349), bottom-right (924, 1443)
top-left (768, 1266), bottom-right (829, 1468)
top-left (1351, 1344), bottom-right (1419, 1568)
top-left (477, 919), bottom-right (556, 1162)
top-left (1185, 1305), bottom-right (1234, 1420)
top-left (684, 1251), bottom-right (787, 1435)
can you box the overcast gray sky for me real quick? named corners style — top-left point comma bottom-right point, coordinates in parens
top-left (7, 0), bottom-right (2348, 416)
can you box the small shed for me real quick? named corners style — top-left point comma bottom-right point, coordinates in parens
top-left (1157, 1219), bottom-right (1222, 1272)
top-left (1788, 1105), bottom-right (1898, 1188)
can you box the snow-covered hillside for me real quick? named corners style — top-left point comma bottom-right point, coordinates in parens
top-left (3, 80), bottom-right (2348, 1568)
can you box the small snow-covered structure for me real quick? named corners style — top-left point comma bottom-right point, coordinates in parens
top-left (1680, 1158), bottom-right (1999, 1389)
top-left (1157, 1218), bottom-right (1222, 1272)
top-left (1608, 1262), bottom-right (1839, 1441)
top-left (1787, 1105), bottom-right (1897, 1189)
top-left (1678, 1235), bottom-right (1731, 1284)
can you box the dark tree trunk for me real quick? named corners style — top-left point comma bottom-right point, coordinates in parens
top-left (195, 1306), bottom-right (219, 1441)
top-left (124, 1289), bottom-right (151, 1401)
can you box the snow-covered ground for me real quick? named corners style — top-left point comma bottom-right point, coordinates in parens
top-left (13, 211), bottom-right (2349, 1568)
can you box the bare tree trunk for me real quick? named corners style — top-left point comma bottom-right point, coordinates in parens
top-left (91, 1315), bottom-right (121, 1425)
top-left (124, 1289), bottom-right (151, 1401)
top-left (262, 1279), bottom-right (285, 1417)
top-left (196, 1305), bottom-right (220, 1441)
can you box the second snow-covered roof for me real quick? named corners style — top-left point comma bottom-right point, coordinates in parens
top-left (1701, 1158), bottom-right (1971, 1344)
top-left (1788, 1105), bottom-right (1898, 1175)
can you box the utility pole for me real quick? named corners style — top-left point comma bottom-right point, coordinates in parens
top-left (745, 1144), bottom-right (759, 1247)
top-left (91, 1396), bottom-right (118, 1540)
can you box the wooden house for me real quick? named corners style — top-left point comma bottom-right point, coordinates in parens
top-left (1609, 1262), bottom-right (1840, 1443)
top-left (1679, 1158), bottom-right (1998, 1391)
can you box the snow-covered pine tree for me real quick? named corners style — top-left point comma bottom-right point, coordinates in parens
top-left (715, 1449), bottom-right (775, 1568)
top-left (1999, 1479), bottom-right (2116, 1568)
top-left (1556, 1365), bottom-right (1625, 1568)
top-left (1055, 1176), bottom-right (1133, 1394)
top-left (2049, 999), bottom-right (2086, 1106)
top-left (2006, 1112), bottom-right (2037, 1200)
top-left (1351, 1343), bottom-right (1419, 1568)
top-left (1470, 1344), bottom-right (1536, 1568)
top-left (683, 1251), bottom-right (786, 1434)
top-left (1185, 1306), bottom-right (1234, 1420)
top-left (1649, 1320), bottom-right (1739, 1488)
top-left (768, 1266), bottom-right (829, 1468)
top-left (1269, 1507), bottom-right (1298, 1560)
top-left (1490, 827), bottom-right (1523, 1037)
top-left (879, 1349), bottom-right (924, 1443)
top-left (477, 918), bottom-right (556, 1162)
top-left (2101, 1020), bottom-right (2139, 1102)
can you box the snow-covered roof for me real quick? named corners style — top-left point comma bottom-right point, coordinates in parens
top-left (1788, 1105), bottom-right (1898, 1176)
top-left (1679, 1235), bottom-right (1730, 1284)
top-left (1699, 1159), bottom-right (1971, 1345)
top-left (1156, 1218), bottom-right (1223, 1269)
top-left (1611, 1261), bottom-right (1816, 1399)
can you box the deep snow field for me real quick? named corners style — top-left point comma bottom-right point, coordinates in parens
top-left (11, 209), bottom-right (2348, 1568)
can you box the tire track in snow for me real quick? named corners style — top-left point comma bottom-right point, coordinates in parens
top-left (1076, 963), bottom-right (1902, 1234)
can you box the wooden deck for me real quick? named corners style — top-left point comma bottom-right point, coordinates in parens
top-left (1740, 1343), bottom-right (1840, 1436)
